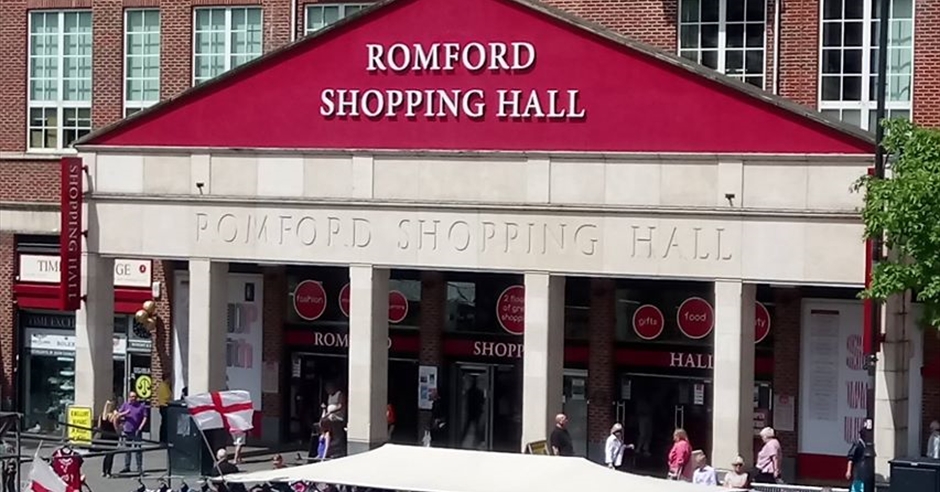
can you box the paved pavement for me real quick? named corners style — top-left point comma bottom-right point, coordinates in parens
top-left (8, 441), bottom-right (306, 492)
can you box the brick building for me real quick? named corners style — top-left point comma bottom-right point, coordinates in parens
top-left (0, 0), bottom-right (937, 484)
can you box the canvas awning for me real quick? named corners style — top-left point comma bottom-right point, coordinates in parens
top-left (223, 444), bottom-right (734, 492)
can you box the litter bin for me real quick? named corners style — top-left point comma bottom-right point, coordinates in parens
top-left (889, 457), bottom-right (940, 492)
top-left (166, 401), bottom-right (226, 477)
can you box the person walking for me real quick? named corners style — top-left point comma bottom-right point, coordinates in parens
top-left (116, 391), bottom-right (148, 475)
top-left (754, 426), bottom-right (782, 483)
top-left (927, 420), bottom-right (940, 459)
top-left (549, 413), bottom-right (574, 456)
top-left (667, 428), bottom-right (693, 481)
top-left (604, 423), bottom-right (633, 470)
top-left (97, 401), bottom-right (119, 478)
top-left (846, 428), bottom-right (871, 492)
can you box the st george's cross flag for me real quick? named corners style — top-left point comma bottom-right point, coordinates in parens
top-left (184, 390), bottom-right (254, 432)
top-left (28, 451), bottom-right (76, 492)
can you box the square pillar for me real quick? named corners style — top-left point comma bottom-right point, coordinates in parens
top-left (187, 259), bottom-right (228, 395)
top-left (521, 272), bottom-right (565, 449)
top-left (417, 271), bottom-right (445, 440)
top-left (712, 280), bottom-right (755, 467)
top-left (875, 293), bottom-right (911, 478)
top-left (347, 264), bottom-right (389, 454)
top-left (74, 254), bottom-right (114, 411)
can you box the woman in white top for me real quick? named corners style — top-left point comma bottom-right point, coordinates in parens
top-left (928, 420), bottom-right (940, 459)
top-left (605, 423), bottom-right (634, 470)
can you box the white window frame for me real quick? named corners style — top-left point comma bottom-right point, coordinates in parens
top-left (304, 3), bottom-right (370, 35)
top-left (123, 8), bottom-right (161, 118)
top-left (26, 10), bottom-right (93, 154)
top-left (677, 0), bottom-right (769, 89)
top-left (817, 0), bottom-right (915, 131)
top-left (192, 6), bottom-right (264, 86)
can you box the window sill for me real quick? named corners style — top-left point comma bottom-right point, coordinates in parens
top-left (0, 151), bottom-right (73, 161)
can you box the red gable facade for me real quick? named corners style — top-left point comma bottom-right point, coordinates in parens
top-left (80, 0), bottom-right (873, 154)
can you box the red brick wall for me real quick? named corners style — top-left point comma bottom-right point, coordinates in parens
top-left (587, 278), bottom-right (615, 447)
top-left (776, 0), bottom-right (819, 107)
top-left (0, 159), bottom-right (60, 203)
top-left (262, 266), bottom-right (286, 420)
top-left (0, 233), bottom-right (14, 411)
top-left (0, 0), bottom-right (27, 153)
top-left (92, 0), bottom-right (124, 129)
top-left (913, 0), bottom-right (940, 128)
top-left (160, 1), bottom-right (194, 100)
top-left (417, 271), bottom-right (445, 438)
top-left (542, 0), bottom-right (676, 50)
top-left (771, 287), bottom-right (802, 463)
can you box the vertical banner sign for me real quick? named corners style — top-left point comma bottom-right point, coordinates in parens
top-left (59, 157), bottom-right (83, 311)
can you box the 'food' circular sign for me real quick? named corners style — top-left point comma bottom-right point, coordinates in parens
top-left (676, 297), bottom-right (714, 339)
top-left (293, 280), bottom-right (327, 321)
top-left (755, 301), bottom-right (771, 344)
top-left (339, 283), bottom-right (411, 323)
top-left (388, 290), bottom-right (409, 324)
top-left (496, 285), bottom-right (525, 335)
top-left (632, 304), bottom-right (665, 340)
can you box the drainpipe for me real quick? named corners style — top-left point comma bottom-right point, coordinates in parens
top-left (772, 0), bottom-right (782, 94)
top-left (290, 0), bottom-right (298, 42)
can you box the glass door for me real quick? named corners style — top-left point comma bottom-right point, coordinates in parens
top-left (563, 369), bottom-right (589, 457)
top-left (452, 364), bottom-right (493, 450)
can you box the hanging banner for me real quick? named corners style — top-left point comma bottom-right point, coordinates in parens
top-left (59, 157), bottom-right (83, 311)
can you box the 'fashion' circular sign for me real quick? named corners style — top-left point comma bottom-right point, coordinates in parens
top-left (339, 283), bottom-right (411, 323)
top-left (293, 280), bottom-right (327, 321)
top-left (676, 297), bottom-right (714, 339)
top-left (755, 301), bottom-right (771, 344)
top-left (632, 304), bottom-right (665, 340)
top-left (496, 285), bottom-right (525, 335)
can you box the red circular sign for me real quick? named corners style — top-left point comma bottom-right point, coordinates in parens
top-left (496, 285), bottom-right (525, 335)
top-left (676, 297), bottom-right (714, 339)
top-left (388, 290), bottom-right (409, 324)
top-left (339, 283), bottom-right (351, 317)
top-left (293, 280), bottom-right (327, 321)
top-left (755, 301), bottom-right (771, 344)
top-left (632, 304), bottom-right (665, 340)
top-left (338, 283), bottom-right (410, 323)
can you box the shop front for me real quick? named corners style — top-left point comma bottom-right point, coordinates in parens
top-left (72, 0), bottom-right (879, 474)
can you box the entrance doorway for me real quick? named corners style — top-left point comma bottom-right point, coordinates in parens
top-left (562, 369), bottom-right (588, 457)
top-left (450, 363), bottom-right (520, 452)
top-left (616, 374), bottom-right (712, 474)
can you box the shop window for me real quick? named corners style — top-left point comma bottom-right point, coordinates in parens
top-left (193, 7), bottom-right (263, 85)
top-left (614, 280), bottom-right (714, 344)
top-left (818, 0), bottom-right (913, 130)
top-left (124, 9), bottom-right (160, 117)
top-left (304, 4), bottom-right (370, 34)
top-left (564, 278), bottom-right (590, 341)
top-left (446, 281), bottom-right (476, 333)
top-left (27, 10), bottom-right (93, 151)
top-left (678, 0), bottom-right (767, 88)
top-left (445, 274), bottom-right (522, 335)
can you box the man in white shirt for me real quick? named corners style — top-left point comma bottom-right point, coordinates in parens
top-left (691, 449), bottom-right (718, 486)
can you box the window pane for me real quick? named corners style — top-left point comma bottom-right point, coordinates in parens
top-left (745, 50), bottom-right (763, 74)
top-left (844, 22), bottom-right (863, 47)
top-left (727, 24), bottom-right (745, 48)
top-left (843, 76), bottom-right (862, 100)
top-left (701, 50), bottom-right (718, 69)
top-left (892, 0), bottom-right (913, 18)
top-left (745, 23), bottom-right (763, 47)
top-left (823, 23), bottom-right (842, 47)
top-left (823, 0), bottom-right (843, 20)
top-left (727, 0), bottom-right (745, 22)
top-left (821, 76), bottom-right (842, 101)
top-left (726, 50), bottom-right (744, 73)
top-left (680, 25), bottom-right (699, 49)
top-left (845, 0), bottom-right (863, 19)
top-left (844, 49), bottom-right (862, 74)
top-left (701, 24), bottom-right (719, 48)
top-left (701, 0), bottom-right (719, 22)
top-left (842, 109), bottom-right (862, 127)
top-left (681, 0), bottom-right (700, 22)
top-left (746, 0), bottom-right (765, 20)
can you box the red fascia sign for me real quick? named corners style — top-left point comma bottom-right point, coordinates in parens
top-left (338, 283), bottom-right (410, 324)
top-left (59, 157), bottom-right (83, 311)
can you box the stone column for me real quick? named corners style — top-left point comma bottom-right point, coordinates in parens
top-left (521, 272), bottom-right (565, 449)
top-left (74, 254), bottom-right (115, 411)
top-left (712, 280), bottom-right (755, 467)
top-left (875, 293), bottom-right (912, 478)
top-left (187, 259), bottom-right (227, 395)
top-left (346, 264), bottom-right (389, 454)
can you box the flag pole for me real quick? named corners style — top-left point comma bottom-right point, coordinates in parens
top-left (194, 423), bottom-right (227, 481)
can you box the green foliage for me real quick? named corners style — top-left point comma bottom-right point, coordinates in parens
top-left (855, 119), bottom-right (940, 330)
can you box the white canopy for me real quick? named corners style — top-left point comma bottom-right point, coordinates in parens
top-left (223, 444), bottom-right (734, 492)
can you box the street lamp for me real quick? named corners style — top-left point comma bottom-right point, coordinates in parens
top-left (134, 299), bottom-right (158, 332)
top-left (865, 0), bottom-right (892, 490)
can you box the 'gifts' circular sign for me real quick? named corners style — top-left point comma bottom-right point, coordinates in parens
top-left (496, 285), bottom-right (525, 335)
top-left (632, 304), bottom-right (665, 340)
top-left (676, 297), bottom-right (714, 339)
top-left (293, 280), bottom-right (327, 321)
top-left (339, 283), bottom-right (410, 324)
top-left (755, 301), bottom-right (771, 344)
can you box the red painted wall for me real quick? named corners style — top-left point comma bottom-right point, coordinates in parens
top-left (88, 0), bottom-right (870, 154)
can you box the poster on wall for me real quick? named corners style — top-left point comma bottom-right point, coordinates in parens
top-left (417, 365), bottom-right (438, 410)
top-left (798, 300), bottom-right (867, 456)
top-left (172, 272), bottom-right (264, 411)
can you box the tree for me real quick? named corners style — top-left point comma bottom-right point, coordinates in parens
top-left (855, 119), bottom-right (940, 330)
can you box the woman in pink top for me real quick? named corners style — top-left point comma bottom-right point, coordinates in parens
top-left (754, 426), bottom-right (783, 483)
top-left (667, 428), bottom-right (693, 481)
